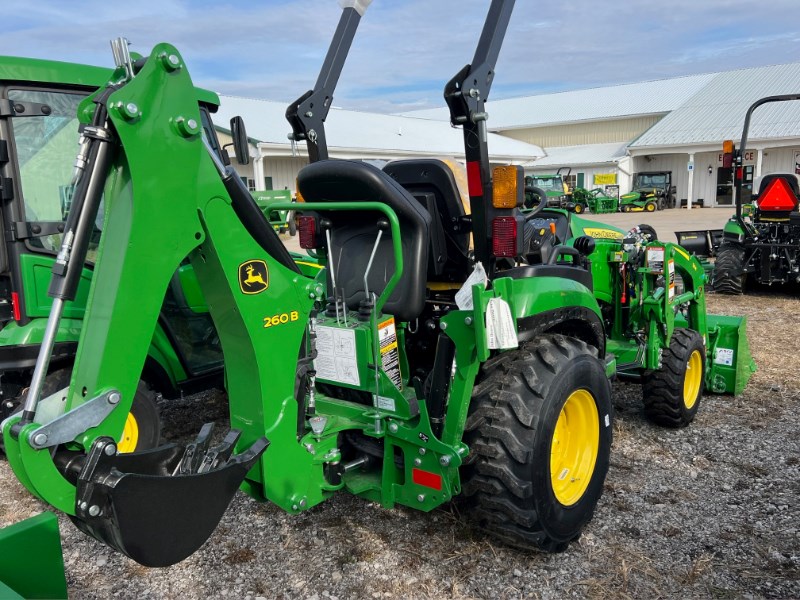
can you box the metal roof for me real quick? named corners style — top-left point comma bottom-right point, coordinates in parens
top-left (630, 63), bottom-right (800, 149)
top-left (403, 74), bottom-right (715, 129)
top-left (528, 142), bottom-right (629, 168)
top-left (216, 94), bottom-right (544, 161)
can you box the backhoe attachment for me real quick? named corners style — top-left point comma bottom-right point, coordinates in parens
top-left (53, 424), bottom-right (268, 567)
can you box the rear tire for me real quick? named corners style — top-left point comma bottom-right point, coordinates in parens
top-left (642, 328), bottom-right (705, 428)
top-left (460, 335), bottom-right (613, 552)
top-left (637, 223), bottom-right (659, 242)
top-left (712, 242), bottom-right (746, 294)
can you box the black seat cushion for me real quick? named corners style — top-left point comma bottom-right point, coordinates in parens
top-left (383, 159), bottom-right (471, 282)
top-left (297, 160), bottom-right (431, 321)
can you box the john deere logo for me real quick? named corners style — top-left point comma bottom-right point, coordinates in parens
top-left (239, 260), bottom-right (269, 294)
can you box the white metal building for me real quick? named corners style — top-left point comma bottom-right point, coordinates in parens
top-left (406, 63), bottom-right (800, 207)
top-left (213, 95), bottom-right (544, 193)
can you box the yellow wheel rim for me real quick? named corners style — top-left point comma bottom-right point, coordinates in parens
top-left (117, 412), bottom-right (139, 454)
top-left (575, 205), bottom-right (583, 213)
top-left (683, 350), bottom-right (703, 409)
top-left (550, 389), bottom-right (600, 506)
top-left (646, 203), bottom-right (655, 212)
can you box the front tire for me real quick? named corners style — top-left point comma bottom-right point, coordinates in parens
top-left (642, 328), bottom-right (705, 428)
top-left (5, 371), bottom-right (160, 454)
top-left (461, 335), bottom-right (613, 552)
top-left (712, 242), bottom-right (746, 294)
top-left (645, 201), bottom-right (656, 212)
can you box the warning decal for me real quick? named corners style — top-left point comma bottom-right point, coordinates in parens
top-left (378, 317), bottom-right (403, 390)
top-left (668, 259), bottom-right (675, 299)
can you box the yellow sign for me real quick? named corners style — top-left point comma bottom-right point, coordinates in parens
top-left (593, 173), bottom-right (617, 185)
top-left (583, 227), bottom-right (624, 240)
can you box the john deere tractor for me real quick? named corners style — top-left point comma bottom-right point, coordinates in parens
top-left (713, 95), bottom-right (800, 293)
top-left (0, 0), bottom-right (754, 574)
top-left (1, 1), bottom-right (620, 566)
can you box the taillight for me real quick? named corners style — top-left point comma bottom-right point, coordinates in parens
top-left (298, 215), bottom-right (318, 249)
top-left (11, 292), bottom-right (21, 321)
top-left (492, 216), bottom-right (521, 258)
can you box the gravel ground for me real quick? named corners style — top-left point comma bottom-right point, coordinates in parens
top-left (1, 289), bottom-right (799, 599)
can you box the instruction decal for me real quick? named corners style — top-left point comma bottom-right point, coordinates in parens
top-left (314, 326), bottom-right (360, 386)
top-left (239, 259), bottom-right (269, 294)
top-left (378, 317), bottom-right (403, 390)
top-left (646, 246), bottom-right (665, 273)
top-left (714, 347), bottom-right (734, 366)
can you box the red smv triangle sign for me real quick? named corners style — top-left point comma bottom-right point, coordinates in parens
top-left (759, 177), bottom-right (798, 211)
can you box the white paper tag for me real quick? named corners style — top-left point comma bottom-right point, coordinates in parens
top-left (486, 297), bottom-right (518, 349)
top-left (455, 262), bottom-right (488, 310)
top-left (714, 347), bottom-right (734, 366)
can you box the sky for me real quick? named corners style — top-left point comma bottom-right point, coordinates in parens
top-left (3, 0), bottom-right (800, 114)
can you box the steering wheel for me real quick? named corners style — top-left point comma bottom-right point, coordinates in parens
top-left (523, 185), bottom-right (548, 219)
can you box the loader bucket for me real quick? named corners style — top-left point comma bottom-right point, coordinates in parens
top-left (0, 512), bottom-right (67, 600)
top-left (54, 424), bottom-right (268, 567)
top-left (705, 314), bottom-right (757, 395)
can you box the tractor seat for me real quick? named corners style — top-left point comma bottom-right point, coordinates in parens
top-left (502, 264), bottom-right (593, 292)
top-left (297, 160), bottom-right (431, 322)
top-left (383, 159), bottom-right (471, 283)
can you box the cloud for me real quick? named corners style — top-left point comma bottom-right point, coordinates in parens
top-left (2, 0), bottom-right (799, 113)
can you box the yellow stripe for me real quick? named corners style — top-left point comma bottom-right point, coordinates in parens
top-left (673, 245), bottom-right (691, 261)
top-left (427, 282), bottom-right (463, 291)
top-left (295, 260), bottom-right (323, 270)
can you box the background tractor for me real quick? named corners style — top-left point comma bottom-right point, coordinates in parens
top-left (571, 187), bottom-right (619, 214)
top-left (713, 96), bottom-right (800, 293)
top-left (525, 167), bottom-right (572, 209)
top-left (619, 171), bottom-right (676, 212)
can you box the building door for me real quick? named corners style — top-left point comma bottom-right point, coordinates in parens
top-left (577, 172), bottom-right (584, 188)
top-left (715, 167), bottom-right (733, 206)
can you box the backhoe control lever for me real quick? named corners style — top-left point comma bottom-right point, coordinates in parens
top-left (54, 424), bottom-right (268, 567)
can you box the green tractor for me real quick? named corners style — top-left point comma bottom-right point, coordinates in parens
top-left (1, 0), bottom-right (753, 573)
top-left (713, 97), bottom-right (800, 293)
top-left (619, 171), bottom-right (676, 212)
top-left (524, 167), bottom-right (573, 210)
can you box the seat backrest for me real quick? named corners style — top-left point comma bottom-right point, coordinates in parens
top-left (383, 159), bottom-right (471, 282)
top-left (297, 160), bottom-right (431, 321)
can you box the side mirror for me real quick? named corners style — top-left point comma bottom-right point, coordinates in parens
top-left (230, 116), bottom-right (250, 165)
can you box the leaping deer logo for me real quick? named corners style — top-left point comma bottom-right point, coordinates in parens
top-left (238, 260), bottom-right (269, 294)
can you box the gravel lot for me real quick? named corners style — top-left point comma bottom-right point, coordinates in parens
top-left (2, 217), bottom-right (799, 598)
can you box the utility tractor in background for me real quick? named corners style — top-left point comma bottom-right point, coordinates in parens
top-left (619, 171), bottom-right (676, 212)
top-left (713, 95), bottom-right (800, 293)
top-left (524, 167), bottom-right (572, 209)
top-left (0, 0), bottom-right (754, 578)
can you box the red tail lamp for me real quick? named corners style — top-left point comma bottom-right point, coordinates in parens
top-left (298, 215), bottom-right (319, 249)
top-left (492, 216), bottom-right (523, 258)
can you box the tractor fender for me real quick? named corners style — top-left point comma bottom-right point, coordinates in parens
top-left (517, 306), bottom-right (605, 355)
top-left (722, 217), bottom-right (746, 243)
